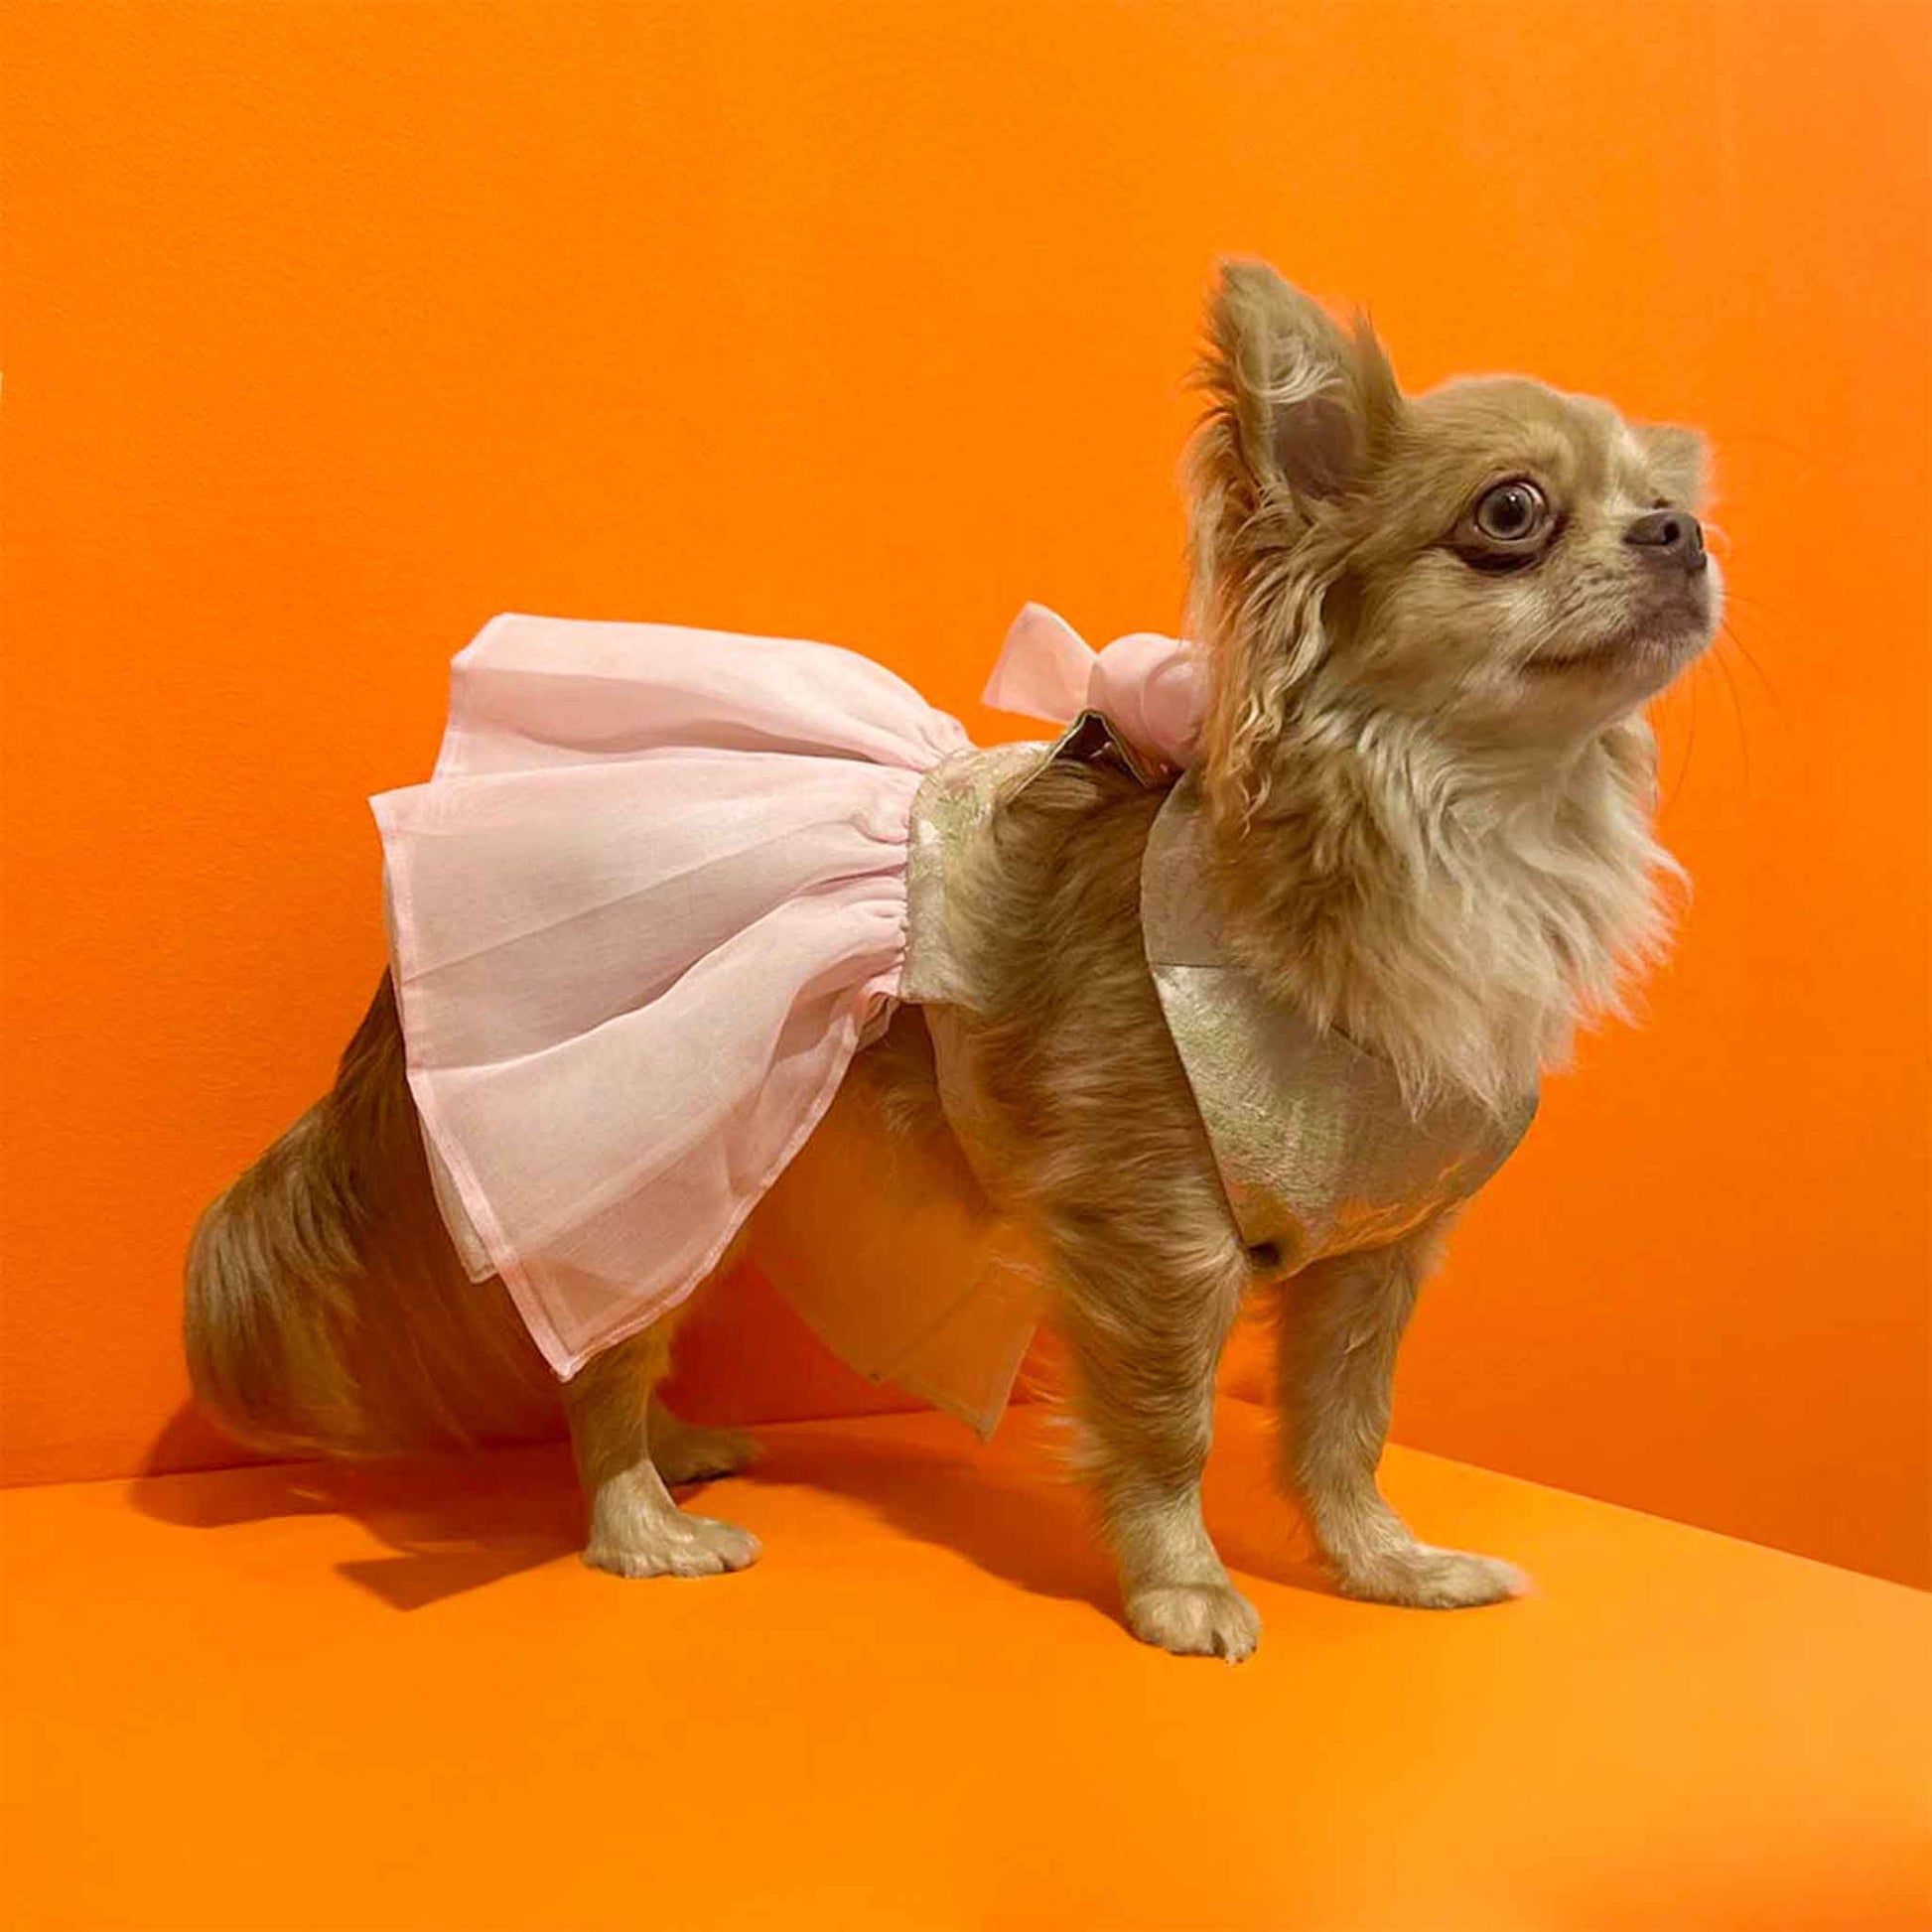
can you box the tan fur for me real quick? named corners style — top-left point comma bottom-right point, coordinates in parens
top-left (184, 261), bottom-right (1717, 1657)
top-left (185, 978), bottom-right (559, 1458)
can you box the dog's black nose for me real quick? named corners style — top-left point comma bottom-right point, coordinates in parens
top-left (1624, 507), bottom-right (1707, 570)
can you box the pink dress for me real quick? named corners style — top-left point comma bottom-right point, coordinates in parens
top-left (371, 606), bottom-right (1202, 1408)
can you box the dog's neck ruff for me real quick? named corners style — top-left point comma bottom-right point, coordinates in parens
top-left (902, 722), bottom-right (1538, 1273)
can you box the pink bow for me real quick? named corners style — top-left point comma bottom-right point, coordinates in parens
top-left (981, 604), bottom-right (1205, 770)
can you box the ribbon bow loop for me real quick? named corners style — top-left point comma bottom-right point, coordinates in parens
top-left (981, 603), bottom-right (1204, 770)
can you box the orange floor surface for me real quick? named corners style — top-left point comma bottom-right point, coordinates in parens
top-left (3, 1401), bottom-right (1925, 1931)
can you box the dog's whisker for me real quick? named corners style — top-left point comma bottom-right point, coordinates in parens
top-left (1664, 659), bottom-right (1701, 805)
top-left (1707, 644), bottom-right (1752, 793)
top-left (1717, 619), bottom-right (1784, 719)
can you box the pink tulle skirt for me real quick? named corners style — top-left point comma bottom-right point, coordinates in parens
top-left (372, 614), bottom-right (972, 1380)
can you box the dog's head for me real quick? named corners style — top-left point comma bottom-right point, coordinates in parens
top-left (1190, 262), bottom-right (1720, 813)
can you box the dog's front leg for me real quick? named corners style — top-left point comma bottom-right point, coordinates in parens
top-left (1279, 1223), bottom-right (1527, 1607)
top-left (1049, 1202), bottom-right (1257, 1660)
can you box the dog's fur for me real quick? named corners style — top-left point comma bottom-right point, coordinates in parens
top-left (186, 263), bottom-right (1718, 1657)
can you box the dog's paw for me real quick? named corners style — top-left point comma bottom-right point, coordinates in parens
top-left (1126, 1582), bottom-right (1262, 1661)
top-left (1336, 1545), bottom-right (1528, 1609)
top-left (654, 1422), bottom-right (760, 1487)
top-left (583, 1511), bottom-right (761, 1581)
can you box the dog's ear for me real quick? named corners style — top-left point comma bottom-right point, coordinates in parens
top-left (1193, 261), bottom-right (1402, 535)
top-left (1189, 264), bottom-right (1402, 824)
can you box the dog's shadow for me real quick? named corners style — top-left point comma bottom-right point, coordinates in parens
top-left (746, 1418), bottom-right (1119, 1611)
top-left (748, 1413), bottom-right (1329, 1612)
top-left (132, 1403), bottom-right (1324, 1619)
top-left (133, 1407), bottom-right (587, 1609)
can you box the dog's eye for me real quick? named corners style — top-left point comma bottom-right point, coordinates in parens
top-left (1473, 481), bottom-right (1549, 543)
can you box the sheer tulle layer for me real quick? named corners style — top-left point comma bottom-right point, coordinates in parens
top-left (373, 615), bottom-right (970, 1378)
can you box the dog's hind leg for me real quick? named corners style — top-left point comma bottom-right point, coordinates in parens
top-left (564, 1313), bottom-right (760, 1581)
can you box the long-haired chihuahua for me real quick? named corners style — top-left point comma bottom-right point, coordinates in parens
top-left (187, 262), bottom-right (1718, 1659)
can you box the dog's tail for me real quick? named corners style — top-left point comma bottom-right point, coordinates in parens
top-left (184, 1102), bottom-right (371, 1456)
top-left (184, 979), bottom-right (555, 1458)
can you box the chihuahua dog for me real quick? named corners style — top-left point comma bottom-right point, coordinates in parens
top-left (187, 263), bottom-right (1717, 1659)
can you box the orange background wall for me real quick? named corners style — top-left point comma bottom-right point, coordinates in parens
top-left (3, 1), bottom-right (1926, 1587)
